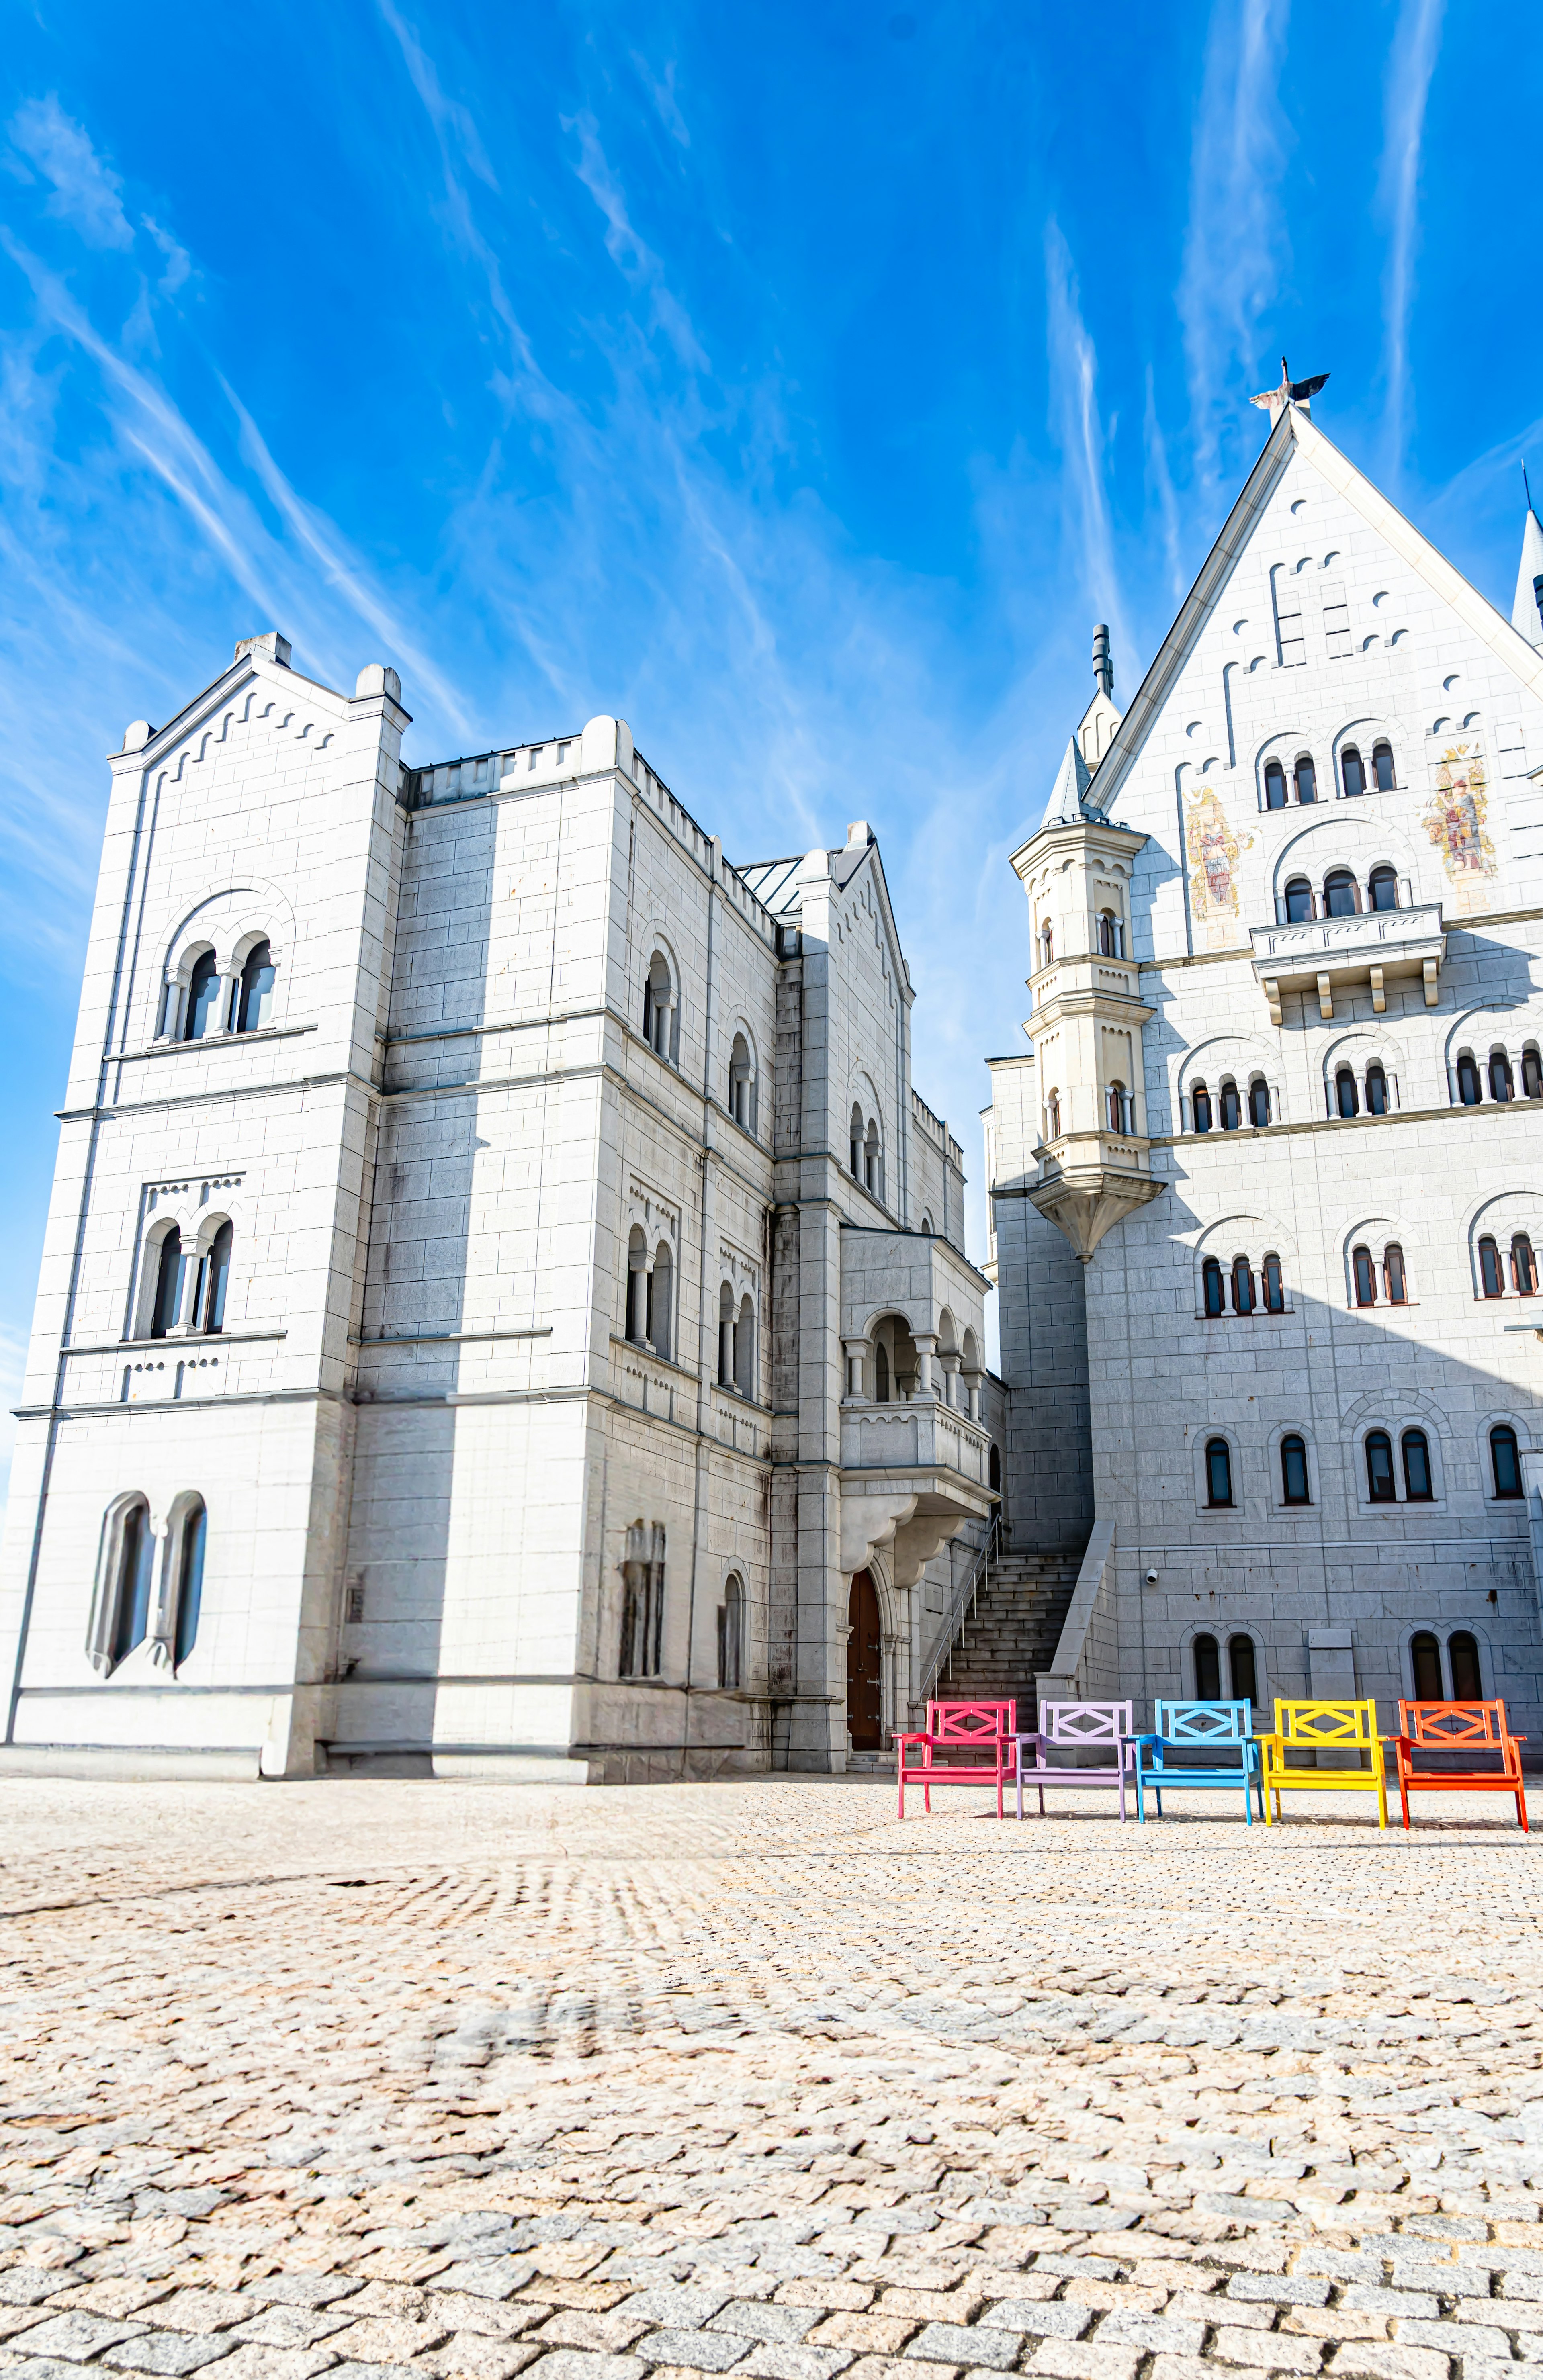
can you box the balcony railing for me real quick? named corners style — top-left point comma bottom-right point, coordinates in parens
top-left (1250, 903), bottom-right (1444, 1023)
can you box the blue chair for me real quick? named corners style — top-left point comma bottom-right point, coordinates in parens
top-left (1132, 1700), bottom-right (1264, 1823)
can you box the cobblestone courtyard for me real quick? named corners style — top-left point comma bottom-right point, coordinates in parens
top-left (0, 1780), bottom-right (1540, 2380)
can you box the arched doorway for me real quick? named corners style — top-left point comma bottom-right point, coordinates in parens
top-left (847, 1569), bottom-right (882, 1750)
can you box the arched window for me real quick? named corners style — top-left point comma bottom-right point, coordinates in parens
top-left (646, 1242), bottom-right (673, 1360)
top-left (1368, 866), bottom-right (1398, 912)
top-left (851, 1102), bottom-right (865, 1176)
top-left (1365, 1429), bottom-right (1396, 1502)
top-left (625, 1227), bottom-right (648, 1342)
top-left (1231, 1256), bottom-right (1254, 1314)
top-left (1228, 1633), bottom-right (1258, 1708)
top-left (184, 950), bottom-right (224, 1041)
top-left (1401, 1428), bottom-right (1434, 1501)
top-left (642, 951), bottom-right (675, 1060)
top-left (1365, 1063), bottom-right (1388, 1116)
top-left (1284, 877), bottom-right (1313, 923)
top-left (1106, 1080), bottom-right (1130, 1131)
top-left (1193, 1632), bottom-right (1221, 1697)
top-left (1294, 754), bottom-right (1317, 805)
top-left (1523, 1045), bottom-right (1543, 1100)
top-left (1248, 1078), bottom-right (1270, 1127)
top-left (235, 941), bottom-right (276, 1033)
top-left (1490, 1051), bottom-right (1514, 1102)
top-left (1479, 1236), bottom-right (1504, 1298)
top-left (988, 1442), bottom-right (1002, 1493)
top-left (1046, 1090), bottom-right (1061, 1139)
top-left (1372, 741), bottom-right (1396, 792)
top-left (1097, 910), bottom-right (1125, 957)
top-left (734, 1294), bottom-right (755, 1399)
top-left (619, 1522), bottom-right (665, 1679)
top-left (1410, 1630), bottom-right (1443, 1700)
top-left (1219, 1079), bottom-right (1241, 1131)
top-left (1264, 759), bottom-right (1288, 810)
top-left (1352, 1245), bottom-right (1376, 1307)
top-left (195, 1222), bottom-right (233, 1335)
top-left (1202, 1257), bottom-right (1225, 1318)
top-left (1384, 1243), bottom-right (1407, 1304)
top-left (173, 1501), bottom-right (206, 1667)
top-left (1205, 1439), bottom-right (1234, 1507)
top-left (717, 1282), bottom-right (735, 1386)
top-left (1457, 1052), bottom-right (1482, 1105)
top-left (1263, 1253), bottom-right (1284, 1312)
top-left (150, 1230), bottom-right (185, 1339)
top-left (1490, 1424), bottom-right (1523, 1499)
top-left (864, 1118), bottom-right (882, 1200)
top-left (110, 1499), bottom-right (156, 1667)
top-left (1342, 745), bottom-right (1365, 797)
top-left (1336, 1068), bottom-right (1359, 1119)
top-left (1191, 1082), bottom-right (1212, 1133)
top-left (728, 1033), bottom-right (755, 1133)
top-left (1038, 920), bottom-right (1054, 968)
top-left (1323, 869), bottom-right (1359, 918)
top-left (1449, 1630), bottom-right (1482, 1700)
top-left (717, 1575), bottom-right (744, 1691)
top-left (920, 1213), bottom-right (934, 1235)
top-left (1280, 1433), bottom-right (1310, 1505)
top-left (1513, 1234), bottom-right (1537, 1296)
top-left (874, 1340), bottom-right (890, 1403)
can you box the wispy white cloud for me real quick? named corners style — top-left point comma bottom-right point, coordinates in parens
top-left (1379, 0), bottom-right (1445, 483)
top-left (631, 55), bottom-right (690, 149)
top-left (1144, 367), bottom-right (1185, 606)
top-left (1177, 0), bottom-right (1292, 486)
top-left (374, 0), bottom-right (557, 411)
top-left (7, 96), bottom-right (133, 250)
top-left (570, 114), bottom-right (709, 372)
top-left (225, 388), bottom-right (475, 737)
top-left (1044, 219), bottom-right (1129, 665)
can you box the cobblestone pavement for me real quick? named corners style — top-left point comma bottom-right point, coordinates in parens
top-left (0, 1779), bottom-right (1540, 2380)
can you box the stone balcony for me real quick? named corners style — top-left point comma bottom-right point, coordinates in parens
top-left (1250, 903), bottom-right (1445, 1024)
top-left (838, 1394), bottom-right (996, 1587)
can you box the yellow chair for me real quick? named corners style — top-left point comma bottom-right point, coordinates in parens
top-left (1258, 1699), bottom-right (1389, 1827)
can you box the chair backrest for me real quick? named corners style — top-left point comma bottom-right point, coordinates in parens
top-left (927, 1699), bottom-right (1016, 1742)
top-left (1038, 1699), bottom-right (1134, 1748)
top-left (1398, 1698), bottom-right (1511, 1750)
top-left (1154, 1698), bottom-right (1253, 1745)
top-left (1273, 1697), bottom-right (1378, 1748)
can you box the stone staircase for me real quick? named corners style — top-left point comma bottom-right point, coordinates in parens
top-left (923, 1550), bottom-right (1083, 1722)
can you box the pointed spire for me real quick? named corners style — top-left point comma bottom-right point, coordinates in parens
top-left (1512, 470), bottom-right (1543, 649)
top-left (1042, 735), bottom-right (1093, 826)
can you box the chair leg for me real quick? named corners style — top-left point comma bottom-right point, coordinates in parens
top-left (1518, 1789), bottom-right (1529, 1834)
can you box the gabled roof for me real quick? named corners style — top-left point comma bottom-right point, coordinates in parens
top-left (1086, 403), bottom-right (1543, 820)
top-left (739, 831), bottom-right (914, 997)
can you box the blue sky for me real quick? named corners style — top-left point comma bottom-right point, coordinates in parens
top-left (2, 0), bottom-right (1539, 1496)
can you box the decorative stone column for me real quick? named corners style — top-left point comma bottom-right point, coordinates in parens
top-left (913, 1333), bottom-right (938, 1399)
top-left (842, 1339), bottom-right (870, 1400)
top-left (963, 1367), bottom-right (983, 1422)
top-left (940, 1352), bottom-right (962, 1408)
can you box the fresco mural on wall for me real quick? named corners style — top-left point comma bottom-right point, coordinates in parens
top-left (1186, 786), bottom-right (1250, 950)
top-left (1422, 743), bottom-right (1496, 914)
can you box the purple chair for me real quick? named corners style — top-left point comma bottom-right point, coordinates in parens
top-left (1014, 1699), bottom-right (1136, 1819)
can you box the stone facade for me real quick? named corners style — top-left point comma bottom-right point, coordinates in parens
top-left (0, 652), bottom-right (993, 1779)
top-left (987, 398), bottom-right (1543, 1735)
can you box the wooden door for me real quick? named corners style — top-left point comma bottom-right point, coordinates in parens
top-left (846, 1570), bottom-right (882, 1750)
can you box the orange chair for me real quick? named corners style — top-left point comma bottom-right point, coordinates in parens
top-left (1392, 1700), bottom-right (1528, 1831)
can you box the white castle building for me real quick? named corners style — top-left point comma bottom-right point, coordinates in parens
top-left (6, 370), bottom-right (1543, 1782)
top-left (985, 371), bottom-right (1543, 1738)
top-left (0, 654), bottom-right (997, 1779)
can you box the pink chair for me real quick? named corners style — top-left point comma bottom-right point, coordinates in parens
top-left (896, 1700), bottom-right (1019, 1819)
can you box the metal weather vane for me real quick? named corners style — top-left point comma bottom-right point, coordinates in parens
top-left (1250, 356), bottom-right (1330, 424)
